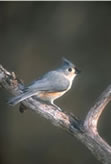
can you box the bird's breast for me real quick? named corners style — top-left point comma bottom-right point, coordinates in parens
top-left (37, 90), bottom-right (66, 102)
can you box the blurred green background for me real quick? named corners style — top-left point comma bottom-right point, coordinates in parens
top-left (0, 2), bottom-right (111, 164)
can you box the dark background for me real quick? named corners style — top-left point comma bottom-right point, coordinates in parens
top-left (0, 2), bottom-right (111, 164)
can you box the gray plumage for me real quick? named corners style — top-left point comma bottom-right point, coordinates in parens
top-left (8, 58), bottom-right (79, 106)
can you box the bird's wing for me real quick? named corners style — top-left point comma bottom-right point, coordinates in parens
top-left (8, 71), bottom-right (69, 106)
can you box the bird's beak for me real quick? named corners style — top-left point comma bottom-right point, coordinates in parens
top-left (75, 67), bottom-right (81, 74)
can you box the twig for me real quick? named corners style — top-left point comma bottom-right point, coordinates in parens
top-left (0, 65), bottom-right (111, 164)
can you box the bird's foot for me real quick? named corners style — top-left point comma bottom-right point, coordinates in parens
top-left (52, 104), bottom-right (62, 111)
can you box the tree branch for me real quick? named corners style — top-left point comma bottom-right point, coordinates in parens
top-left (0, 65), bottom-right (111, 164)
top-left (84, 85), bottom-right (111, 134)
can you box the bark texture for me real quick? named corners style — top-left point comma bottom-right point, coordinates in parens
top-left (0, 65), bottom-right (111, 164)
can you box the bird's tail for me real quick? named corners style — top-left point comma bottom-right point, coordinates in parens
top-left (8, 90), bottom-right (38, 106)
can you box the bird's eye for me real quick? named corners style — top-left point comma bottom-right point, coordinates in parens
top-left (68, 68), bottom-right (72, 72)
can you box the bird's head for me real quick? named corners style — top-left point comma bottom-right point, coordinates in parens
top-left (58, 57), bottom-right (80, 82)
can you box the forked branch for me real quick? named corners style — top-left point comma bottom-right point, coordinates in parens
top-left (0, 65), bottom-right (111, 164)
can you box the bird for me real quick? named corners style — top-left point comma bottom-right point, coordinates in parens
top-left (8, 58), bottom-right (80, 110)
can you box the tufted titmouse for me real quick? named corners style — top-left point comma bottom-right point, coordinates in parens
top-left (8, 58), bottom-right (80, 107)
